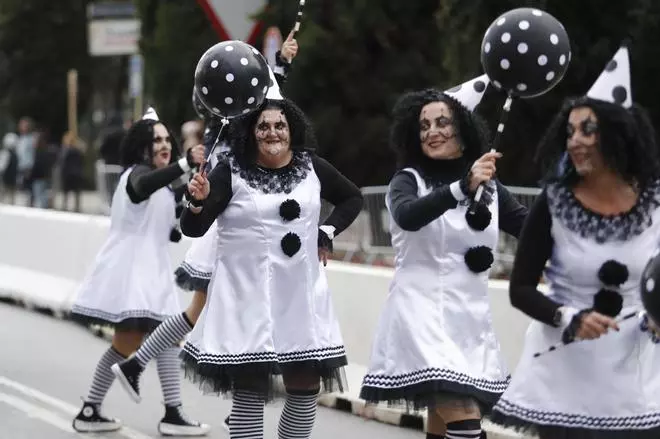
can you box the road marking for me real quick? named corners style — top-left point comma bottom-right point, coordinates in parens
top-left (0, 375), bottom-right (155, 439)
top-left (0, 376), bottom-right (78, 415)
top-left (0, 391), bottom-right (75, 433)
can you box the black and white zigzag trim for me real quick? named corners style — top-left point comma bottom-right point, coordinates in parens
top-left (174, 262), bottom-right (212, 292)
top-left (178, 262), bottom-right (212, 280)
top-left (278, 346), bottom-right (346, 362)
top-left (493, 397), bottom-right (660, 430)
top-left (362, 367), bottom-right (510, 393)
top-left (70, 305), bottom-right (167, 323)
top-left (183, 343), bottom-right (346, 365)
top-left (184, 343), bottom-right (278, 364)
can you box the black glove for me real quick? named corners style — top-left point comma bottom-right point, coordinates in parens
top-left (169, 227), bottom-right (182, 243)
top-left (318, 228), bottom-right (333, 253)
top-left (561, 309), bottom-right (591, 344)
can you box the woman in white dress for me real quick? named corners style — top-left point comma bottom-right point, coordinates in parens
top-left (70, 109), bottom-right (210, 436)
top-left (110, 41), bottom-right (300, 428)
top-left (359, 78), bottom-right (527, 439)
top-left (181, 96), bottom-right (362, 439)
top-left (490, 45), bottom-right (660, 439)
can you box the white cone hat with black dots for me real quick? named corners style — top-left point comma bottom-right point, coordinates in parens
top-left (142, 107), bottom-right (160, 121)
top-left (586, 43), bottom-right (632, 108)
top-left (266, 65), bottom-right (284, 101)
top-left (444, 74), bottom-right (490, 112)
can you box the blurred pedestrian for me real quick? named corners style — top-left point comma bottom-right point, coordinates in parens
top-left (59, 131), bottom-right (85, 212)
top-left (0, 132), bottom-right (19, 204)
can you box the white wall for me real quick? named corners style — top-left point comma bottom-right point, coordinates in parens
top-left (0, 205), bottom-right (531, 372)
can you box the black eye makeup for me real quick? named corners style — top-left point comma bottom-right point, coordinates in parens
top-left (153, 136), bottom-right (171, 144)
top-left (435, 116), bottom-right (453, 128)
top-left (581, 119), bottom-right (598, 136)
top-left (257, 119), bottom-right (288, 132)
top-left (566, 125), bottom-right (575, 138)
top-left (567, 118), bottom-right (598, 138)
top-left (419, 116), bottom-right (453, 130)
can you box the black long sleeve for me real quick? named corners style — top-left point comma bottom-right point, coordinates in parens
top-left (496, 181), bottom-right (528, 238)
top-left (389, 170), bottom-right (462, 232)
top-left (179, 163), bottom-right (233, 237)
top-left (509, 190), bottom-right (562, 326)
top-left (312, 156), bottom-right (363, 236)
top-left (126, 162), bottom-right (187, 204)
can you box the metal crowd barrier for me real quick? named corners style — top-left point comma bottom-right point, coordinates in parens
top-left (94, 162), bottom-right (541, 271)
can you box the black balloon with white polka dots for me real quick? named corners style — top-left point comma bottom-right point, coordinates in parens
top-left (481, 8), bottom-right (571, 98)
top-left (641, 248), bottom-right (660, 325)
top-left (192, 87), bottom-right (212, 120)
top-left (194, 40), bottom-right (270, 119)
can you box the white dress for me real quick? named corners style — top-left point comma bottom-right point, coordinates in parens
top-left (360, 168), bottom-right (510, 410)
top-left (71, 167), bottom-right (180, 331)
top-left (174, 222), bottom-right (218, 292)
top-left (491, 181), bottom-right (660, 438)
top-left (181, 151), bottom-right (346, 398)
top-left (173, 147), bottom-right (225, 292)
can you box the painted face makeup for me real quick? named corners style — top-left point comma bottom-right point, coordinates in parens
top-left (255, 108), bottom-right (290, 157)
top-left (152, 123), bottom-right (172, 168)
top-left (419, 101), bottom-right (461, 160)
top-left (566, 106), bottom-right (603, 177)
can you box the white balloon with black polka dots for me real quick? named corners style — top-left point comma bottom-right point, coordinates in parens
top-left (194, 40), bottom-right (270, 118)
top-left (480, 7), bottom-right (571, 98)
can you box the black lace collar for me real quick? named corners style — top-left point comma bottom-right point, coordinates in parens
top-left (223, 150), bottom-right (312, 194)
top-left (547, 179), bottom-right (660, 243)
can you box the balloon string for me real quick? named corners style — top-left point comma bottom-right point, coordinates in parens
top-left (474, 93), bottom-right (514, 203)
top-left (202, 117), bottom-right (229, 174)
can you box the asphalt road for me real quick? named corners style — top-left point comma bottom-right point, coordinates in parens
top-left (0, 302), bottom-right (420, 439)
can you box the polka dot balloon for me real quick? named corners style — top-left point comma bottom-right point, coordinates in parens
top-left (194, 40), bottom-right (270, 119)
top-left (641, 248), bottom-right (660, 326)
top-left (481, 8), bottom-right (571, 98)
top-left (192, 86), bottom-right (212, 120)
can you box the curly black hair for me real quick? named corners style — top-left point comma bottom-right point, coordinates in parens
top-left (119, 118), bottom-right (181, 168)
top-left (390, 88), bottom-right (491, 169)
top-left (536, 96), bottom-right (660, 187)
top-left (226, 98), bottom-right (318, 168)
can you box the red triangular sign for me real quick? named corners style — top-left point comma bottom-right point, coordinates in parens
top-left (197, 0), bottom-right (267, 44)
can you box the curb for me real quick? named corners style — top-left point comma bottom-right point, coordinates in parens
top-left (317, 393), bottom-right (530, 439)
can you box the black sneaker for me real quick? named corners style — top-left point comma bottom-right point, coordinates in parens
top-left (111, 356), bottom-right (143, 403)
top-left (158, 404), bottom-right (211, 436)
top-left (72, 401), bottom-right (121, 432)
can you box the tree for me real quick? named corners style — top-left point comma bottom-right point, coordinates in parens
top-left (434, 0), bottom-right (660, 185)
top-left (0, 0), bottom-right (92, 140)
top-left (259, 0), bottom-right (455, 186)
top-left (135, 0), bottom-right (218, 130)
top-left (259, 0), bottom-right (660, 186)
